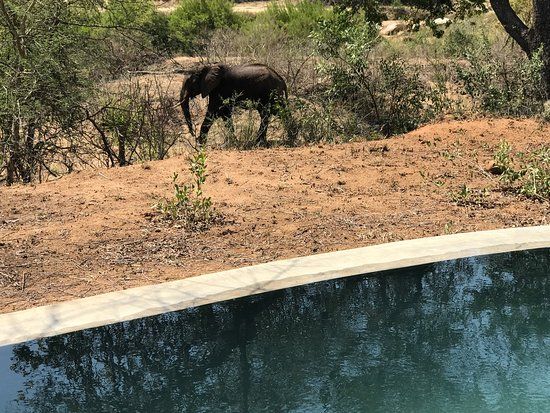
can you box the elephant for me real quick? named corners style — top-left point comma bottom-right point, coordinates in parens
top-left (179, 63), bottom-right (289, 147)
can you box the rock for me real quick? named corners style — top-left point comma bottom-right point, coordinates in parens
top-left (380, 20), bottom-right (408, 36)
top-left (434, 17), bottom-right (451, 26)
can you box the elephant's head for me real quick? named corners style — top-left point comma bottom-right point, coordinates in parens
top-left (180, 65), bottom-right (224, 137)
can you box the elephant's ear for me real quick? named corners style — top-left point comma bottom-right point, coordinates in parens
top-left (200, 65), bottom-right (223, 98)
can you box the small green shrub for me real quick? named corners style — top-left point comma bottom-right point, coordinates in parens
top-left (493, 141), bottom-right (550, 201)
top-left (143, 12), bottom-right (173, 51)
top-left (450, 184), bottom-right (490, 207)
top-left (156, 149), bottom-right (218, 229)
top-left (169, 0), bottom-right (240, 54)
top-left (284, 98), bottom-right (341, 144)
top-left (492, 140), bottom-right (518, 179)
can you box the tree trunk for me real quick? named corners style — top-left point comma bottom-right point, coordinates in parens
top-left (490, 0), bottom-right (550, 98)
top-left (118, 134), bottom-right (127, 166)
top-left (532, 0), bottom-right (550, 97)
top-left (22, 123), bottom-right (36, 183)
top-left (3, 126), bottom-right (15, 186)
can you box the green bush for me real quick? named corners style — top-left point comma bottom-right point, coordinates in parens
top-left (443, 22), bottom-right (485, 58)
top-left (143, 12), bottom-right (173, 52)
top-left (283, 97), bottom-right (379, 144)
top-left (168, 0), bottom-right (240, 54)
top-left (455, 40), bottom-right (546, 116)
top-left (258, 0), bottom-right (332, 40)
top-left (0, 0), bottom-right (97, 184)
top-left (311, 11), bottom-right (437, 135)
top-left (103, 0), bottom-right (171, 50)
top-left (82, 0), bottom-right (174, 73)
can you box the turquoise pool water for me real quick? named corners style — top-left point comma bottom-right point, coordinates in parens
top-left (1, 249), bottom-right (549, 412)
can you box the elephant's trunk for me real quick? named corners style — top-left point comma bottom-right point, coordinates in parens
top-left (180, 88), bottom-right (195, 138)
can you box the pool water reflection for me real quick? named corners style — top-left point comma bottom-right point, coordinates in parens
top-left (1, 249), bottom-right (549, 412)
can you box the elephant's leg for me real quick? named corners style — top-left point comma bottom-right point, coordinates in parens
top-left (198, 111), bottom-right (217, 146)
top-left (220, 107), bottom-right (235, 141)
top-left (257, 105), bottom-right (270, 147)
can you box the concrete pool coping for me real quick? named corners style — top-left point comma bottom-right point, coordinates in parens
top-left (1, 225), bottom-right (549, 347)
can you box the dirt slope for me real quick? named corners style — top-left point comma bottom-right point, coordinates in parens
top-left (1, 118), bottom-right (549, 313)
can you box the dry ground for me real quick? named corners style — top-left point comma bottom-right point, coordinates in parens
top-left (1, 118), bottom-right (549, 313)
top-left (154, 0), bottom-right (284, 14)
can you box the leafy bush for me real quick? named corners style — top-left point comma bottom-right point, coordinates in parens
top-left (311, 11), bottom-right (437, 135)
top-left (443, 21), bottom-right (486, 58)
top-left (168, 0), bottom-right (240, 54)
top-left (455, 41), bottom-right (547, 116)
top-left (98, 0), bottom-right (172, 70)
top-left (283, 97), bottom-right (379, 144)
top-left (258, 0), bottom-right (332, 40)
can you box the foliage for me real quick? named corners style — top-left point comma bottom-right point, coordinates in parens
top-left (93, 0), bottom-right (173, 72)
top-left (284, 97), bottom-right (379, 144)
top-left (256, 0), bottom-right (332, 40)
top-left (442, 19), bottom-right (489, 58)
top-left (455, 42), bottom-right (547, 116)
top-left (311, 11), bottom-right (437, 135)
top-left (0, 0), bottom-right (191, 184)
top-left (330, 0), bottom-right (486, 23)
top-left (493, 140), bottom-right (550, 201)
top-left (450, 184), bottom-right (490, 207)
top-left (510, 0), bottom-right (532, 23)
top-left (168, 0), bottom-right (240, 54)
top-left (156, 149), bottom-right (218, 229)
top-left (0, 0), bottom-right (97, 184)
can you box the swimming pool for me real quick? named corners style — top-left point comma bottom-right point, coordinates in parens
top-left (1, 248), bottom-right (549, 412)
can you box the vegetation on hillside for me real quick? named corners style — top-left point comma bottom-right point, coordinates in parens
top-left (0, 0), bottom-right (548, 195)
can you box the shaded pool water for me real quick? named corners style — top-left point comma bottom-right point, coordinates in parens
top-left (1, 249), bottom-right (549, 412)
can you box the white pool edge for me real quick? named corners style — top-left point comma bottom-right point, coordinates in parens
top-left (1, 225), bottom-right (549, 347)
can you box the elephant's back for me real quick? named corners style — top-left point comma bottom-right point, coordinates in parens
top-left (225, 64), bottom-right (286, 99)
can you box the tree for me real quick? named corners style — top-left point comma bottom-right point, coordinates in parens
top-left (0, 0), bottom-right (96, 184)
top-left (0, 0), bottom-right (169, 184)
top-left (333, 0), bottom-right (550, 98)
top-left (490, 0), bottom-right (550, 97)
